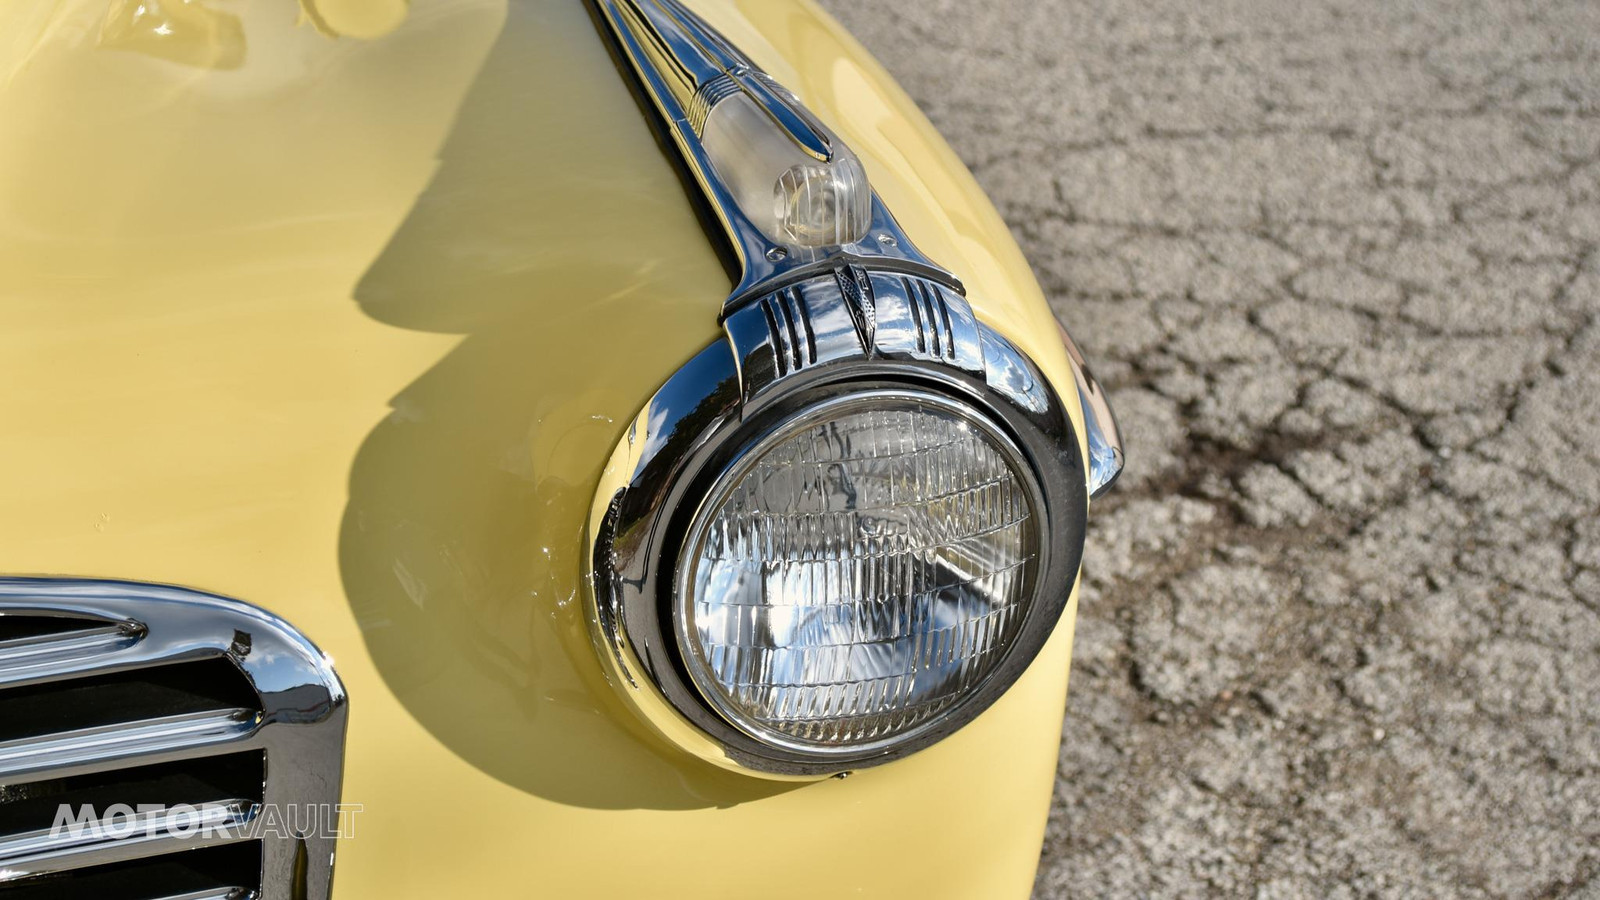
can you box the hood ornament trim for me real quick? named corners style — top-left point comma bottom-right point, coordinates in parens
top-left (591, 0), bottom-right (1121, 497)
top-left (592, 0), bottom-right (959, 307)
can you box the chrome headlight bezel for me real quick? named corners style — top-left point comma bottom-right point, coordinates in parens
top-left (586, 270), bottom-right (1092, 777)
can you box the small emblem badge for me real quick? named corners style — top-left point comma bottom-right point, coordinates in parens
top-left (835, 264), bottom-right (876, 351)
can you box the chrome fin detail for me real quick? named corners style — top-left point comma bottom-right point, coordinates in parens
top-left (1057, 322), bottom-right (1124, 498)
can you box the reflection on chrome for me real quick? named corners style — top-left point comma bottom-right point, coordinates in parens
top-left (592, 0), bottom-right (956, 302)
top-left (1056, 321), bottom-right (1124, 499)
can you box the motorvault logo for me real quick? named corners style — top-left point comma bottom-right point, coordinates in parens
top-left (50, 802), bottom-right (364, 841)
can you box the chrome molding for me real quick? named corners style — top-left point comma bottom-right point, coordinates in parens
top-left (0, 709), bottom-right (261, 782)
top-left (157, 890), bottom-right (257, 900)
top-left (592, 0), bottom-right (959, 305)
top-left (0, 579), bottom-right (347, 900)
top-left (1057, 322), bottom-right (1124, 498)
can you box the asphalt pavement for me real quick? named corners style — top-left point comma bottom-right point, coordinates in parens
top-left (818, 0), bottom-right (1600, 896)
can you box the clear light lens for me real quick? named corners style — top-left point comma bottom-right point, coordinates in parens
top-left (679, 395), bottom-right (1039, 749)
top-left (700, 92), bottom-right (872, 249)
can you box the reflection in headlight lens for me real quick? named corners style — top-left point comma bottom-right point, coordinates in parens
top-left (679, 393), bottom-right (1041, 749)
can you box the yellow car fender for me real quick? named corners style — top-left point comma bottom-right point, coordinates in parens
top-left (0, 1), bottom-right (1083, 896)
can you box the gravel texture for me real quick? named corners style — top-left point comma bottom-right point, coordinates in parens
top-left (817, 1), bottom-right (1600, 896)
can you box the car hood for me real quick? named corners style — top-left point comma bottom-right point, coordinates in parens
top-left (0, 1), bottom-right (1080, 897)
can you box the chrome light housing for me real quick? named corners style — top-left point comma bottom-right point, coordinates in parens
top-left (586, 267), bottom-right (1103, 776)
top-left (585, 0), bottom-right (1121, 776)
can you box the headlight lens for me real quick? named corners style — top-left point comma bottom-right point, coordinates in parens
top-left (677, 391), bottom-right (1041, 751)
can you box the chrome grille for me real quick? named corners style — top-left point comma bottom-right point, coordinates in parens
top-left (0, 580), bottom-right (347, 900)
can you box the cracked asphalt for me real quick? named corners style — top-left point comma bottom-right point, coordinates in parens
top-left (817, 0), bottom-right (1600, 896)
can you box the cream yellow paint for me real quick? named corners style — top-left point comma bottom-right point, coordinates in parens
top-left (0, 1), bottom-right (1078, 896)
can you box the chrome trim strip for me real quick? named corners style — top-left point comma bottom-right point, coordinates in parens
top-left (0, 583), bottom-right (339, 693)
top-left (592, 0), bottom-right (959, 304)
top-left (0, 708), bottom-right (262, 783)
top-left (153, 890), bottom-right (257, 900)
top-left (0, 617), bottom-right (146, 684)
top-left (0, 622), bottom-right (141, 658)
top-left (0, 579), bottom-right (347, 900)
top-left (0, 800), bottom-right (256, 881)
top-left (1057, 322), bottom-right (1124, 498)
top-left (615, 0), bottom-right (832, 159)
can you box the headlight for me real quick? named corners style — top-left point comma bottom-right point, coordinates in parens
top-left (586, 0), bottom-right (1115, 778)
top-left (588, 292), bottom-right (1091, 777)
top-left (678, 390), bottom-right (1041, 751)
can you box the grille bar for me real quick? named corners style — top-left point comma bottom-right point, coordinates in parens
top-left (154, 890), bottom-right (257, 900)
top-left (0, 799), bottom-right (257, 880)
top-left (0, 623), bottom-right (141, 658)
top-left (0, 619), bottom-right (146, 687)
top-left (0, 709), bottom-right (262, 783)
